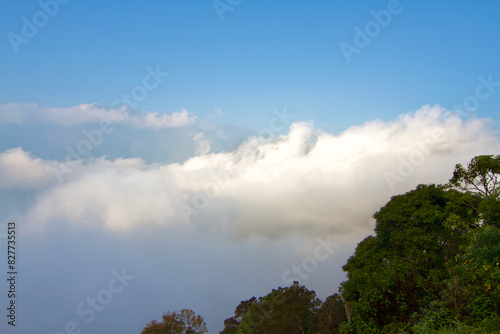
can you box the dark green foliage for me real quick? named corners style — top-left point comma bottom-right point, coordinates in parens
top-left (221, 297), bottom-right (256, 334)
top-left (340, 155), bottom-right (500, 333)
top-left (221, 282), bottom-right (322, 334)
top-left (220, 284), bottom-right (349, 334)
top-left (341, 185), bottom-right (455, 330)
top-left (448, 154), bottom-right (500, 228)
top-left (315, 294), bottom-right (347, 334)
top-left (141, 309), bottom-right (208, 334)
top-left (448, 155), bottom-right (500, 200)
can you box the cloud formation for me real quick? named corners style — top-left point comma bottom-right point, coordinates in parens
top-left (0, 147), bottom-right (56, 189)
top-left (0, 103), bottom-right (197, 128)
top-left (2, 105), bottom-right (499, 239)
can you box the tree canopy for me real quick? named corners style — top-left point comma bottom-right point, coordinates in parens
top-left (221, 281), bottom-right (323, 334)
top-left (140, 309), bottom-right (207, 334)
top-left (340, 155), bottom-right (500, 333)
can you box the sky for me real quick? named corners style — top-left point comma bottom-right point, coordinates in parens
top-left (0, 0), bottom-right (499, 333)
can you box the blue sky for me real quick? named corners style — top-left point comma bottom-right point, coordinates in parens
top-left (2, 0), bottom-right (499, 131)
top-left (1, 1), bottom-right (500, 334)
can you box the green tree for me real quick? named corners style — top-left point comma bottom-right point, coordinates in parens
top-left (413, 225), bottom-right (500, 332)
top-left (315, 294), bottom-right (347, 334)
top-left (448, 154), bottom-right (500, 227)
top-left (141, 309), bottom-right (208, 334)
top-left (340, 155), bottom-right (500, 332)
top-left (448, 154), bottom-right (500, 200)
top-left (341, 185), bottom-right (459, 331)
top-left (221, 282), bottom-right (321, 334)
top-left (221, 297), bottom-right (256, 334)
top-left (455, 225), bottom-right (500, 320)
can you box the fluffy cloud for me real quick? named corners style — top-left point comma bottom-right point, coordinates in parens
top-left (140, 109), bottom-right (196, 129)
top-left (0, 103), bottom-right (197, 128)
top-left (3, 105), bottom-right (499, 239)
top-left (0, 147), bottom-right (57, 189)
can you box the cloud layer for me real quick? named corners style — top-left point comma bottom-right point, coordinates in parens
top-left (0, 103), bottom-right (197, 128)
top-left (1, 103), bottom-right (499, 334)
top-left (0, 147), bottom-right (55, 189)
top-left (2, 105), bottom-right (498, 239)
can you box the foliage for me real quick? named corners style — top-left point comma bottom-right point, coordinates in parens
top-left (340, 155), bottom-right (500, 333)
top-left (221, 281), bottom-right (322, 334)
top-left (141, 309), bottom-right (208, 334)
top-left (448, 155), bottom-right (500, 200)
top-left (315, 294), bottom-right (347, 334)
top-left (448, 154), bottom-right (500, 227)
top-left (341, 185), bottom-right (456, 330)
top-left (221, 297), bottom-right (257, 334)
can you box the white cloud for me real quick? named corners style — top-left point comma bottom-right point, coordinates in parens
top-left (0, 103), bottom-right (197, 129)
top-left (25, 160), bottom-right (181, 231)
top-left (192, 132), bottom-right (212, 155)
top-left (138, 109), bottom-right (197, 129)
top-left (4, 105), bottom-right (500, 239)
top-left (42, 104), bottom-right (130, 125)
top-left (0, 147), bottom-right (57, 189)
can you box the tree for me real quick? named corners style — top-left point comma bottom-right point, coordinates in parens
top-left (221, 282), bottom-right (321, 334)
top-left (141, 309), bottom-right (208, 334)
top-left (448, 155), bottom-right (500, 227)
top-left (340, 155), bottom-right (500, 332)
top-left (315, 294), bottom-right (347, 334)
top-left (221, 297), bottom-right (256, 334)
top-left (340, 185), bottom-right (460, 331)
top-left (448, 155), bottom-right (500, 200)
top-left (373, 184), bottom-right (453, 274)
top-left (412, 225), bottom-right (500, 332)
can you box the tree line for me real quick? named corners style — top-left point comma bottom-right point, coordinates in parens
top-left (140, 155), bottom-right (500, 333)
